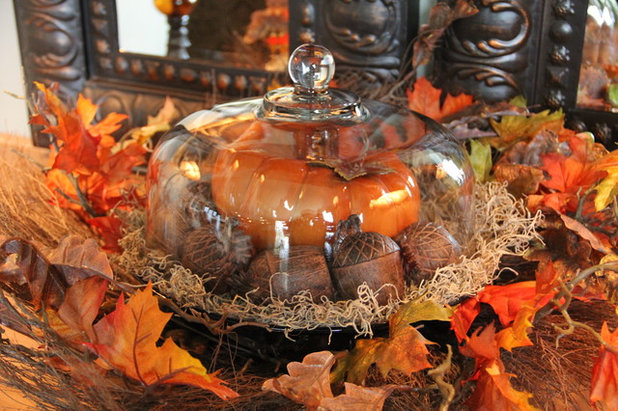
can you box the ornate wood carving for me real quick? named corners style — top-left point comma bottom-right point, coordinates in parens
top-left (435, 0), bottom-right (616, 146)
top-left (15, 0), bottom-right (418, 145)
top-left (290, 0), bottom-right (418, 94)
top-left (13, 0), bottom-right (87, 146)
top-left (436, 0), bottom-right (537, 103)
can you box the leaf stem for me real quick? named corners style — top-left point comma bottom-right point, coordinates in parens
top-left (67, 173), bottom-right (103, 218)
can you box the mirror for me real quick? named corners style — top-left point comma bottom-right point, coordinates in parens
top-left (15, 0), bottom-right (420, 146)
top-left (116, 0), bottom-right (289, 72)
top-left (577, 0), bottom-right (618, 112)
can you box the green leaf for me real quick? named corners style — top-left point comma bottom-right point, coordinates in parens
top-left (609, 84), bottom-right (618, 107)
top-left (509, 95), bottom-right (527, 109)
top-left (469, 139), bottom-right (493, 183)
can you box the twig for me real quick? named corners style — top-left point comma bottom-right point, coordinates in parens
top-left (534, 262), bottom-right (618, 323)
top-left (427, 345), bottom-right (455, 411)
top-left (68, 174), bottom-right (103, 218)
top-left (550, 282), bottom-right (618, 355)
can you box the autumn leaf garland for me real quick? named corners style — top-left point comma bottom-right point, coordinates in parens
top-left (0, 237), bottom-right (238, 400)
top-left (30, 82), bottom-right (158, 252)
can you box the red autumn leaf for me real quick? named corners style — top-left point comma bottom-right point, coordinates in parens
top-left (450, 297), bottom-right (481, 342)
top-left (451, 281), bottom-right (556, 347)
top-left (590, 322), bottom-right (618, 410)
top-left (460, 325), bottom-right (501, 368)
top-left (466, 362), bottom-right (538, 411)
top-left (407, 77), bottom-right (474, 122)
top-left (477, 281), bottom-right (539, 327)
top-left (87, 283), bottom-right (238, 400)
top-left (263, 351), bottom-right (334, 410)
top-left (534, 259), bottom-right (559, 296)
top-left (87, 216), bottom-right (124, 253)
top-left (540, 135), bottom-right (607, 194)
top-left (98, 142), bottom-right (147, 183)
top-left (461, 325), bottom-right (538, 410)
top-left (526, 192), bottom-right (578, 215)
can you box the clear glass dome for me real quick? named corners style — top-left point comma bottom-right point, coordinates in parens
top-left (146, 44), bottom-right (474, 304)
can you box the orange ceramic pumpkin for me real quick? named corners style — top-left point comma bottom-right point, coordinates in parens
top-left (212, 121), bottom-right (421, 249)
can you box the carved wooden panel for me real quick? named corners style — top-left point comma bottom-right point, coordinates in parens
top-left (16, 0), bottom-right (420, 146)
top-left (435, 0), bottom-right (540, 103)
top-left (435, 0), bottom-right (616, 146)
top-left (13, 0), bottom-right (87, 146)
top-left (289, 0), bottom-right (418, 95)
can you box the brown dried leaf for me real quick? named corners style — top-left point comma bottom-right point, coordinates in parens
top-left (493, 163), bottom-right (545, 197)
top-left (263, 351), bottom-right (334, 410)
top-left (0, 238), bottom-right (71, 309)
top-left (47, 235), bottom-right (113, 279)
top-left (560, 213), bottom-right (612, 255)
top-left (56, 276), bottom-right (108, 342)
top-left (0, 237), bottom-right (108, 311)
top-left (319, 383), bottom-right (402, 411)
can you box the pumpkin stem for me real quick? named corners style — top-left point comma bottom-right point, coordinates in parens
top-left (333, 214), bottom-right (363, 252)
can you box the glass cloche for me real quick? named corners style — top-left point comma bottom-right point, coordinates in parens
top-left (146, 44), bottom-right (474, 305)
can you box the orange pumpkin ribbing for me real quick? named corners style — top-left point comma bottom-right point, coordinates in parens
top-left (211, 122), bottom-right (420, 249)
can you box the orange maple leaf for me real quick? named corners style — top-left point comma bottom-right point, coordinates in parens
top-left (540, 136), bottom-right (607, 195)
top-left (331, 300), bottom-right (449, 384)
top-left (31, 83), bottom-right (146, 249)
top-left (87, 283), bottom-right (238, 399)
top-left (461, 325), bottom-right (539, 410)
top-left (590, 322), bottom-right (618, 410)
top-left (451, 281), bottom-right (554, 344)
top-left (407, 76), bottom-right (474, 122)
top-left (450, 297), bottom-right (480, 342)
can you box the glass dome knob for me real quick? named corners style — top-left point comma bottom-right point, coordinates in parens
top-left (288, 44), bottom-right (335, 93)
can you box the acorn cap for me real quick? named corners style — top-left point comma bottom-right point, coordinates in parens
top-left (332, 231), bottom-right (400, 268)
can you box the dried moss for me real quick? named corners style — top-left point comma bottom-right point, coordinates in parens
top-left (116, 182), bottom-right (542, 336)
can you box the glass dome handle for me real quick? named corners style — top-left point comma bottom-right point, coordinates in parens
top-left (288, 44), bottom-right (335, 94)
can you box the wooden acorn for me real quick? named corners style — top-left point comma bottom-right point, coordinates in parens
top-left (330, 215), bottom-right (405, 305)
top-left (241, 245), bottom-right (334, 302)
top-left (180, 217), bottom-right (254, 294)
top-left (394, 222), bottom-right (462, 285)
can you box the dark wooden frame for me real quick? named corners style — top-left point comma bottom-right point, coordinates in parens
top-left (13, 0), bottom-right (419, 146)
top-left (435, 0), bottom-right (617, 146)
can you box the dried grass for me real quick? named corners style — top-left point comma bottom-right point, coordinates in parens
top-left (503, 300), bottom-right (617, 411)
top-left (0, 143), bottom-right (91, 247)
top-left (116, 182), bottom-right (542, 336)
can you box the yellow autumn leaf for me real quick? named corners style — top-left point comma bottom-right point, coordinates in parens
top-left (593, 150), bottom-right (618, 211)
top-left (469, 139), bottom-right (493, 183)
top-left (128, 96), bottom-right (179, 147)
top-left (486, 109), bottom-right (564, 150)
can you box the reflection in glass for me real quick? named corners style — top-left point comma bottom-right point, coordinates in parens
top-left (116, 0), bottom-right (289, 71)
top-left (578, 0), bottom-right (618, 112)
top-left (117, 0), bottom-right (168, 57)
